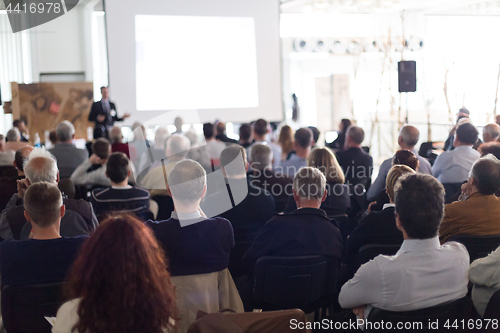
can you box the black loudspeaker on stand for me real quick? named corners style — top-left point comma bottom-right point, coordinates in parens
top-left (398, 61), bottom-right (416, 93)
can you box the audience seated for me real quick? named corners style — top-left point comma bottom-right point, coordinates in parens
top-left (250, 143), bottom-right (292, 213)
top-left (432, 122), bottom-right (480, 184)
top-left (146, 159), bottom-right (234, 276)
top-left (367, 125), bottom-right (432, 201)
top-left (71, 138), bottom-right (118, 187)
top-left (129, 122), bottom-right (151, 171)
top-left (203, 122), bottom-right (227, 164)
top-left (482, 123), bottom-right (500, 143)
top-left (284, 147), bottom-right (350, 216)
top-left (469, 246), bottom-right (500, 317)
top-left (439, 155), bottom-right (500, 243)
top-left (243, 167), bottom-right (343, 274)
top-left (0, 146), bottom-right (33, 212)
top-left (139, 133), bottom-right (190, 197)
top-left (0, 182), bottom-right (87, 286)
top-left (0, 148), bottom-right (98, 240)
top-left (202, 145), bottom-right (275, 230)
top-left (308, 126), bottom-right (320, 149)
top-left (12, 119), bottom-right (29, 142)
top-left (4, 128), bottom-right (28, 152)
top-left (238, 123), bottom-right (253, 149)
top-left (277, 127), bottom-right (312, 178)
top-left (246, 119), bottom-right (282, 169)
top-left (53, 215), bottom-right (177, 333)
top-left (342, 165), bottom-right (414, 282)
top-left (444, 108), bottom-right (470, 151)
top-left (278, 125), bottom-right (294, 161)
top-left (216, 122), bottom-right (238, 144)
top-left (90, 152), bottom-right (150, 220)
top-left (335, 125), bottom-right (373, 189)
top-left (48, 121), bottom-right (88, 178)
top-left (327, 118), bottom-right (351, 152)
top-left (339, 174), bottom-right (469, 321)
top-left (185, 130), bottom-right (211, 172)
top-left (109, 126), bottom-right (137, 160)
top-left (0, 134), bottom-right (15, 166)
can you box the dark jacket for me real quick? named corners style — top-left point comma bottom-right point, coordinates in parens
top-left (88, 100), bottom-right (120, 127)
top-left (243, 208), bottom-right (343, 274)
top-left (284, 182), bottom-right (350, 216)
top-left (216, 134), bottom-right (238, 145)
top-left (146, 216), bottom-right (234, 276)
top-left (336, 147), bottom-right (373, 188)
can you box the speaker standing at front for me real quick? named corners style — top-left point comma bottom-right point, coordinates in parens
top-left (398, 61), bottom-right (417, 93)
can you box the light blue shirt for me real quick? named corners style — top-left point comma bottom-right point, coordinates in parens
top-left (275, 154), bottom-right (306, 178)
top-left (247, 141), bottom-right (282, 170)
top-left (367, 150), bottom-right (432, 201)
top-left (339, 236), bottom-right (469, 320)
top-left (432, 145), bottom-right (480, 184)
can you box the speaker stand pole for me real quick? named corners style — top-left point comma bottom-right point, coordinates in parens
top-left (405, 92), bottom-right (409, 125)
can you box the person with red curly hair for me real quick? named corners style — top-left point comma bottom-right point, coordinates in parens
top-left (52, 215), bottom-right (178, 333)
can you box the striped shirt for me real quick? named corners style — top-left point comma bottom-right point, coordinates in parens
top-left (90, 185), bottom-right (150, 218)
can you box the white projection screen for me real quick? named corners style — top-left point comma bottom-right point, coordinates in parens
top-left (104, 0), bottom-right (282, 125)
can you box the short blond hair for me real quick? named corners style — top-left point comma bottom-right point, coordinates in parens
top-left (386, 165), bottom-right (415, 201)
top-left (307, 148), bottom-right (345, 184)
top-left (293, 167), bottom-right (327, 201)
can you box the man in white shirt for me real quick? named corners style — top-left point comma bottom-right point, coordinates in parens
top-left (70, 138), bottom-right (112, 187)
top-left (203, 123), bottom-right (227, 163)
top-left (339, 174), bottom-right (469, 322)
top-left (246, 119), bottom-right (282, 170)
top-left (0, 134), bottom-right (15, 166)
top-left (432, 122), bottom-right (480, 184)
top-left (367, 125), bottom-right (432, 201)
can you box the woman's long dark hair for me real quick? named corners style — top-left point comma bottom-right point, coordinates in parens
top-left (65, 215), bottom-right (177, 333)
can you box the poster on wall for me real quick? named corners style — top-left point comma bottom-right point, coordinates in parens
top-left (11, 82), bottom-right (94, 144)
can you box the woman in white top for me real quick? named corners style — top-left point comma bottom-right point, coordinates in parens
top-left (52, 214), bottom-right (177, 333)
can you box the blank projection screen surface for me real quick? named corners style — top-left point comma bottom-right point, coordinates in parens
top-left (105, 0), bottom-right (282, 124)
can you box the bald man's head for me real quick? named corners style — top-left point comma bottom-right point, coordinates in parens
top-left (399, 125), bottom-right (420, 149)
top-left (483, 124), bottom-right (500, 143)
top-left (24, 149), bottom-right (59, 184)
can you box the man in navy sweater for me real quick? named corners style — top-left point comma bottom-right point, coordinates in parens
top-left (146, 159), bottom-right (234, 276)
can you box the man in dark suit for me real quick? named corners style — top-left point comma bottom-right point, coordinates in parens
top-left (88, 86), bottom-right (130, 139)
top-left (243, 166), bottom-right (342, 274)
top-left (335, 125), bottom-right (373, 189)
top-left (216, 122), bottom-right (238, 144)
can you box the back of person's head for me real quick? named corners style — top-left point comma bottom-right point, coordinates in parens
top-left (14, 146), bottom-right (33, 171)
top-left (480, 142), bottom-right (500, 159)
top-left (12, 119), bottom-right (24, 128)
top-left (24, 148), bottom-right (58, 183)
top-left (483, 123), bottom-right (500, 142)
top-left (49, 130), bottom-right (58, 144)
top-left (65, 214), bottom-right (177, 333)
top-left (308, 126), bottom-right (320, 144)
top-left (293, 167), bottom-right (327, 201)
top-left (250, 144), bottom-right (273, 171)
top-left (24, 181), bottom-right (63, 228)
top-left (106, 152), bottom-right (131, 184)
top-left (216, 122), bottom-right (226, 136)
top-left (166, 134), bottom-right (190, 160)
top-left (154, 127), bottom-right (170, 149)
top-left (174, 117), bottom-right (183, 131)
top-left (6, 128), bottom-right (20, 142)
top-left (168, 159), bottom-right (206, 204)
top-left (394, 174), bottom-right (445, 239)
top-left (392, 150), bottom-right (419, 171)
top-left (340, 119), bottom-right (352, 133)
top-left (203, 123), bottom-right (215, 139)
top-left (386, 165), bottom-right (416, 202)
top-left (109, 126), bottom-right (123, 144)
top-left (0, 134), bottom-right (4, 145)
top-left (92, 138), bottom-right (111, 160)
top-left (294, 128), bottom-right (313, 149)
top-left (253, 119), bottom-right (268, 137)
top-left (347, 126), bottom-right (365, 145)
top-left (56, 120), bottom-right (75, 143)
top-left (307, 148), bottom-right (345, 184)
top-left (470, 155), bottom-right (500, 195)
top-left (184, 130), bottom-right (198, 146)
top-left (456, 122), bottom-right (479, 145)
top-left (239, 123), bottom-right (251, 142)
top-left (220, 145), bottom-right (247, 177)
top-left (399, 125), bottom-right (419, 148)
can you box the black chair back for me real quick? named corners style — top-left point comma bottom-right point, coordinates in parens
top-left (2, 282), bottom-right (65, 333)
top-left (0, 166), bottom-right (17, 177)
top-left (366, 297), bottom-right (472, 332)
top-left (447, 234), bottom-right (500, 262)
top-left (252, 255), bottom-right (339, 314)
top-left (442, 183), bottom-right (463, 204)
top-left (355, 243), bottom-right (401, 270)
top-left (229, 227), bottom-right (260, 278)
top-left (484, 289), bottom-right (500, 320)
top-left (328, 214), bottom-right (350, 243)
